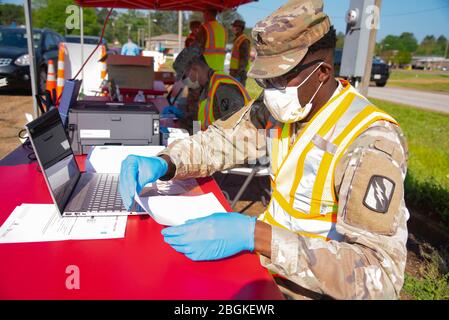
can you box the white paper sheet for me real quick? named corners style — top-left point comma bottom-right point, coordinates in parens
top-left (134, 192), bottom-right (226, 226)
top-left (0, 204), bottom-right (127, 244)
top-left (86, 145), bottom-right (166, 174)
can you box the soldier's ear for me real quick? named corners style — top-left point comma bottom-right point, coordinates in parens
top-left (317, 62), bottom-right (332, 83)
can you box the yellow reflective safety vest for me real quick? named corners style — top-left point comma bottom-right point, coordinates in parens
top-left (230, 33), bottom-right (250, 71)
top-left (203, 21), bottom-right (227, 72)
top-left (260, 81), bottom-right (399, 241)
top-left (197, 72), bottom-right (251, 130)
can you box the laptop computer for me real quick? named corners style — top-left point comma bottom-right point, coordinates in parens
top-left (26, 108), bottom-right (143, 217)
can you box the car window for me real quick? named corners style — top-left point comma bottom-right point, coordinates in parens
top-left (52, 33), bottom-right (64, 44)
top-left (0, 29), bottom-right (41, 49)
top-left (44, 33), bottom-right (57, 50)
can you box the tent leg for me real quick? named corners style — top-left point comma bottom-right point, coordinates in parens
top-left (80, 6), bottom-right (84, 95)
top-left (178, 11), bottom-right (183, 54)
top-left (23, 0), bottom-right (39, 118)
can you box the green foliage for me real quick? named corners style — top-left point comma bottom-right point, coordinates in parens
top-left (415, 35), bottom-right (447, 57)
top-left (370, 98), bottom-right (449, 223)
top-left (403, 246), bottom-right (449, 300)
top-left (336, 31), bottom-right (345, 50)
top-left (0, 3), bottom-right (25, 26)
top-left (381, 33), bottom-right (418, 53)
top-left (31, 0), bottom-right (99, 36)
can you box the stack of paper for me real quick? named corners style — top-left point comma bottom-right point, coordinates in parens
top-left (134, 192), bottom-right (227, 226)
top-left (0, 204), bottom-right (127, 244)
top-left (86, 145), bottom-right (166, 174)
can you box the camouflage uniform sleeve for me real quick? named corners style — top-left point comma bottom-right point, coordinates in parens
top-left (260, 121), bottom-right (409, 299)
top-left (158, 97), bottom-right (268, 179)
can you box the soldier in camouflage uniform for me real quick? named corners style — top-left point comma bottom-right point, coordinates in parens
top-left (172, 46), bottom-right (250, 133)
top-left (119, 0), bottom-right (409, 300)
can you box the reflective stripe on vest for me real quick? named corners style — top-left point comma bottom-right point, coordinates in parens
top-left (197, 72), bottom-right (251, 130)
top-left (260, 82), bottom-right (399, 241)
top-left (203, 21), bottom-right (227, 72)
top-left (230, 34), bottom-right (250, 71)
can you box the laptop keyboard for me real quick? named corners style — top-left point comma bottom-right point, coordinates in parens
top-left (86, 174), bottom-right (125, 212)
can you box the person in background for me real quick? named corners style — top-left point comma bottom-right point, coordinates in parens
top-left (185, 21), bottom-right (202, 48)
top-left (195, 9), bottom-right (227, 72)
top-left (121, 37), bottom-right (140, 56)
top-left (170, 46), bottom-right (251, 132)
top-left (230, 19), bottom-right (251, 86)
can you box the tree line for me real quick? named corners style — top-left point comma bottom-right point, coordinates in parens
top-left (1, 1), bottom-right (447, 61)
top-left (376, 32), bottom-right (448, 65)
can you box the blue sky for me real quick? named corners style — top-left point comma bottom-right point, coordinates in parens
top-left (4, 0), bottom-right (449, 42)
top-left (238, 0), bottom-right (449, 41)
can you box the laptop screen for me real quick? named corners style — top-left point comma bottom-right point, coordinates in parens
top-left (58, 79), bottom-right (81, 127)
top-left (26, 109), bottom-right (81, 214)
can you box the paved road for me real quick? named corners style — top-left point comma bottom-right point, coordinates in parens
top-left (368, 86), bottom-right (449, 115)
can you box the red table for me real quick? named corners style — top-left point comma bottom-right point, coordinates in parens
top-left (0, 148), bottom-right (282, 300)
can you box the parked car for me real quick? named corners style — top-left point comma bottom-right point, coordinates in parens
top-left (65, 35), bottom-right (117, 56)
top-left (0, 27), bottom-right (64, 92)
top-left (334, 48), bottom-right (390, 87)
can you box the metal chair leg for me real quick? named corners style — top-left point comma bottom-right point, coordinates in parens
top-left (231, 166), bottom-right (259, 209)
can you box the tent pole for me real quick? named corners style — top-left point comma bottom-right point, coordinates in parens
top-left (80, 6), bottom-right (84, 95)
top-left (178, 11), bottom-right (183, 54)
top-left (23, 0), bottom-right (39, 118)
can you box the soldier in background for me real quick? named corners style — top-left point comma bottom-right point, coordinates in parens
top-left (171, 46), bottom-right (251, 132)
top-left (120, 0), bottom-right (409, 300)
top-left (185, 21), bottom-right (202, 48)
top-left (195, 9), bottom-right (227, 72)
top-left (230, 19), bottom-right (251, 86)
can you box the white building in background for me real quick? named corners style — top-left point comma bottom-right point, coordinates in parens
top-left (412, 56), bottom-right (449, 70)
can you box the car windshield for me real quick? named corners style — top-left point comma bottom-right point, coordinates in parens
top-left (0, 29), bottom-right (41, 49)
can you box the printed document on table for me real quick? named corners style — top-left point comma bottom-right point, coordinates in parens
top-left (86, 145), bottom-right (166, 173)
top-left (0, 204), bottom-right (127, 244)
top-left (134, 192), bottom-right (226, 226)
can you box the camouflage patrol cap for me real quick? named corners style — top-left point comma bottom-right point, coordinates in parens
top-left (173, 45), bottom-right (203, 80)
top-left (248, 0), bottom-right (331, 79)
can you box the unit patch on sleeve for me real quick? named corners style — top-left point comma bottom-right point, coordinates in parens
top-left (363, 175), bottom-right (396, 214)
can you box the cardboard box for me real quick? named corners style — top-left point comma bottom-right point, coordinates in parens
top-left (155, 71), bottom-right (176, 84)
top-left (106, 55), bottom-right (154, 90)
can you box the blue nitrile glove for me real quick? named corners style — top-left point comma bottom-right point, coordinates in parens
top-left (119, 155), bottom-right (168, 210)
top-left (161, 212), bottom-right (257, 261)
top-left (162, 105), bottom-right (184, 119)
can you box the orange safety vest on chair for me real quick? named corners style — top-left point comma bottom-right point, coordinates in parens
top-left (202, 21), bottom-right (227, 72)
top-left (197, 72), bottom-right (251, 130)
top-left (230, 33), bottom-right (250, 72)
top-left (260, 80), bottom-right (399, 241)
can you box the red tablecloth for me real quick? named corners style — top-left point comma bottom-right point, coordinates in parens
top-left (0, 152), bottom-right (282, 300)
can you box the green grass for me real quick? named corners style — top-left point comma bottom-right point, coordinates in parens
top-left (388, 81), bottom-right (449, 93)
top-left (246, 78), bottom-right (263, 100)
top-left (389, 70), bottom-right (449, 81)
top-left (388, 70), bottom-right (449, 94)
top-left (370, 98), bottom-right (449, 221)
top-left (402, 246), bottom-right (449, 300)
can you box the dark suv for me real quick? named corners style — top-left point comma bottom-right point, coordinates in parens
top-left (0, 27), bottom-right (64, 92)
top-left (334, 48), bottom-right (390, 87)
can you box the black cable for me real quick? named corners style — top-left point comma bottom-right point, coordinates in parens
top-left (18, 129), bottom-right (36, 164)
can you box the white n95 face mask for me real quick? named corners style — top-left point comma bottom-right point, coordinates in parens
top-left (263, 62), bottom-right (324, 123)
